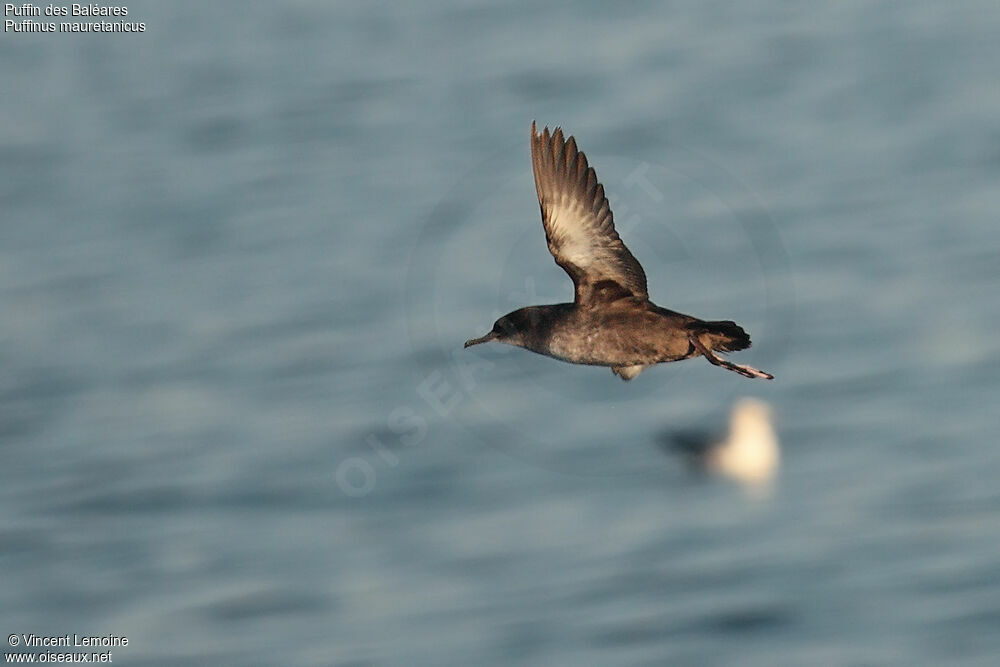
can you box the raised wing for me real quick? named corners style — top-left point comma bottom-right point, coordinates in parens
top-left (530, 122), bottom-right (648, 306)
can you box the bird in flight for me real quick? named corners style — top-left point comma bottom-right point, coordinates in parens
top-left (464, 122), bottom-right (773, 381)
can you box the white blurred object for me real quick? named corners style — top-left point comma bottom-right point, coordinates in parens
top-left (706, 398), bottom-right (780, 490)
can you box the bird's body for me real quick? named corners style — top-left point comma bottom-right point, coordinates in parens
top-left (489, 301), bottom-right (751, 380)
top-left (665, 398), bottom-right (780, 491)
top-left (465, 123), bottom-right (773, 381)
top-left (708, 399), bottom-right (780, 485)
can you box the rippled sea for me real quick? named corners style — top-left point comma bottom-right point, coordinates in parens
top-left (3, 2), bottom-right (1000, 665)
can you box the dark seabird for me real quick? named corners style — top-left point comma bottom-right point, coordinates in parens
top-left (464, 123), bottom-right (773, 381)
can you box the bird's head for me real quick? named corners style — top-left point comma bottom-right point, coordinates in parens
top-left (464, 308), bottom-right (535, 349)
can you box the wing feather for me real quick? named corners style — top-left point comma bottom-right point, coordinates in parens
top-left (530, 122), bottom-right (648, 306)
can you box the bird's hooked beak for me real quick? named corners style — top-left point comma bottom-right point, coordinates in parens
top-left (464, 331), bottom-right (498, 348)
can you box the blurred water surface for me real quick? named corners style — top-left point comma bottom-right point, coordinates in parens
top-left (2, 1), bottom-right (1000, 665)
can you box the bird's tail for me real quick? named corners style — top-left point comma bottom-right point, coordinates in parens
top-left (689, 320), bottom-right (751, 353)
